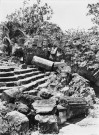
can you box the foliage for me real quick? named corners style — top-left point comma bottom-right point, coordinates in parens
top-left (6, 0), bottom-right (53, 36)
top-left (1, 0), bottom-right (99, 68)
top-left (87, 2), bottom-right (99, 26)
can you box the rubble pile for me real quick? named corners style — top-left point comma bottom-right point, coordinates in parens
top-left (0, 56), bottom-right (96, 134)
top-left (69, 73), bottom-right (96, 104)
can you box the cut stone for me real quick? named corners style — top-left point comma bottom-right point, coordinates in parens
top-left (66, 97), bottom-right (89, 119)
top-left (32, 56), bottom-right (54, 71)
top-left (58, 96), bottom-right (89, 119)
top-left (32, 99), bottom-right (56, 114)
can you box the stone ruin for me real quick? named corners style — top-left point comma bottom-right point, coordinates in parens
top-left (0, 55), bottom-right (96, 134)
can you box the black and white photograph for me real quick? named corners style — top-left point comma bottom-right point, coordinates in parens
top-left (0, 0), bottom-right (99, 135)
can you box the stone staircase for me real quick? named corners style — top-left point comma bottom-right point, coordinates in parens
top-left (0, 65), bottom-right (50, 97)
top-left (0, 63), bottom-right (90, 134)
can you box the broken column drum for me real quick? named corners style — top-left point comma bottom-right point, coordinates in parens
top-left (32, 56), bottom-right (54, 71)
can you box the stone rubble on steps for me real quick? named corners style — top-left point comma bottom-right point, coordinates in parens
top-left (0, 59), bottom-right (96, 134)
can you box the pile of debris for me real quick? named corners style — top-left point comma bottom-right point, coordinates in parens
top-left (0, 56), bottom-right (96, 134)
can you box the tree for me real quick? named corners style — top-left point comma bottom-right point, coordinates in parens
top-left (87, 2), bottom-right (99, 25)
top-left (6, 0), bottom-right (53, 35)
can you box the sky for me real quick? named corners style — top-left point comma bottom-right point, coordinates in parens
top-left (0, 0), bottom-right (98, 31)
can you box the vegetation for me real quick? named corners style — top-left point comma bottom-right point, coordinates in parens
top-left (0, 0), bottom-right (99, 76)
top-left (0, 0), bottom-right (99, 74)
top-left (1, 0), bottom-right (99, 134)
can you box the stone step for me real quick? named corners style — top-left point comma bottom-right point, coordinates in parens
top-left (0, 86), bottom-right (14, 93)
top-left (0, 85), bottom-right (26, 94)
top-left (0, 67), bottom-right (15, 72)
top-left (36, 81), bottom-right (49, 89)
top-left (0, 76), bottom-right (17, 82)
top-left (0, 71), bottom-right (49, 90)
top-left (22, 76), bottom-right (49, 92)
top-left (23, 89), bottom-right (38, 95)
top-left (0, 79), bottom-right (49, 95)
top-left (0, 76), bottom-right (49, 93)
top-left (0, 73), bottom-right (46, 87)
top-left (14, 68), bottom-right (38, 74)
top-left (0, 71), bottom-right (14, 77)
top-left (0, 81), bottom-right (17, 88)
top-left (15, 71), bottom-right (41, 80)
top-left (17, 73), bottom-right (46, 85)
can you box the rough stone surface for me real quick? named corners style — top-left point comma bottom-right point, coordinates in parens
top-left (60, 86), bottom-right (69, 96)
top-left (32, 98), bottom-right (56, 114)
top-left (58, 96), bottom-right (89, 119)
top-left (15, 93), bottom-right (41, 105)
top-left (35, 114), bottom-right (59, 134)
top-left (0, 100), bottom-right (7, 113)
top-left (1, 88), bottom-right (22, 103)
top-left (5, 111), bottom-right (29, 133)
top-left (38, 88), bottom-right (53, 99)
top-left (69, 73), bottom-right (95, 102)
top-left (16, 102), bottom-right (29, 115)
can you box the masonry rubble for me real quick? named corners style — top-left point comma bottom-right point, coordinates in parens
top-left (5, 111), bottom-right (29, 133)
top-left (0, 56), bottom-right (97, 134)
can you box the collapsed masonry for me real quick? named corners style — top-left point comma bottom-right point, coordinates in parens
top-left (0, 56), bottom-right (96, 134)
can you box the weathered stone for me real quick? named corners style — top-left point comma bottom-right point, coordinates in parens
top-left (16, 102), bottom-right (29, 115)
top-left (23, 89), bottom-right (38, 96)
top-left (0, 100), bottom-right (7, 114)
top-left (58, 63), bottom-right (71, 74)
top-left (77, 62), bottom-right (99, 88)
top-left (38, 88), bottom-right (53, 99)
top-left (60, 86), bottom-right (69, 96)
top-left (57, 105), bottom-right (67, 124)
top-left (5, 111), bottom-right (29, 133)
top-left (69, 73), bottom-right (96, 104)
top-left (32, 56), bottom-right (54, 71)
top-left (1, 88), bottom-right (22, 103)
top-left (19, 64), bottom-right (27, 69)
top-left (58, 96), bottom-right (69, 108)
top-left (35, 114), bottom-right (59, 134)
top-left (15, 93), bottom-right (41, 105)
top-left (66, 97), bottom-right (89, 119)
top-left (58, 96), bottom-right (89, 119)
top-left (32, 99), bottom-right (56, 114)
top-left (0, 116), bottom-right (10, 135)
top-left (5, 103), bottom-right (17, 113)
top-left (48, 82), bottom-right (58, 91)
top-left (52, 92), bottom-right (64, 99)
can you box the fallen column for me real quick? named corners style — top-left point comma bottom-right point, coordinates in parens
top-left (32, 56), bottom-right (54, 71)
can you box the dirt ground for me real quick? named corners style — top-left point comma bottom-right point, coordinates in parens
top-left (59, 104), bottom-right (99, 135)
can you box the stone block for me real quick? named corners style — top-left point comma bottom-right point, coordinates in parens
top-left (5, 111), bottom-right (29, 133)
